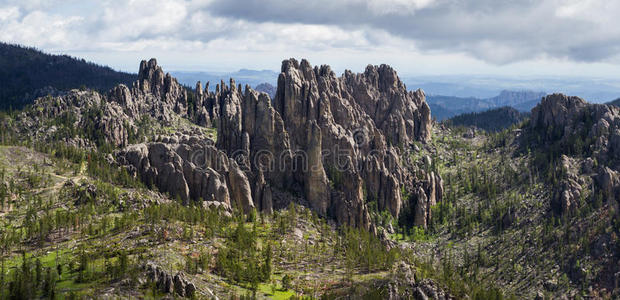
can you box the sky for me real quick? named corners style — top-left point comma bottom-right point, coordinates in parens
top-left (1, 0), bottom-right (619, 78)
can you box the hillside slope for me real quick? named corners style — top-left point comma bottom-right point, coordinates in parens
top-left (606, 98), bottom-right (620, 107)
top-left (408, 95), bottom-right (620, 299)
top-left (0, 43), bottom-right (136, 110)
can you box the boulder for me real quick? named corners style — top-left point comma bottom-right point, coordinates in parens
top-left (116, 133), bottom-right (254, 211)
top-left (551, 157), bottom-right (583, 214)
top-left (597, 167), bottom-right (619, 201)
top-left (227, 160), bottom-right (255, 214)
top-left (144, 263), bottom-right (197, 298)
top-left (413, 187), bottom-right (429, 228)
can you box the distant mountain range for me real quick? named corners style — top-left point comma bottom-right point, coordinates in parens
top-left (2, 41), bottom-right (613, 124)
top-left (402, 74), bottom-right (620, 104)
top-left (427, 90), bottom-right (547, 121)
top-left (444, 93), bottom-right (620, 133)
top-left (0, 42), bottom-right (136, 110)
top-left (255, 83), bottom-right (277, 99)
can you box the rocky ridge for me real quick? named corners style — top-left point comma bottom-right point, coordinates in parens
top-left (386, 262), bottom-right (454, 300)
top-left (15, 58), bottom-right (195, 148)
top-left (529, 93), bottom-right (620, 213)
top-left (115, 131), bottom-right (254, 213)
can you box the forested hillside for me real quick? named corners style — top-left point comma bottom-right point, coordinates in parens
top-left (445, 107), bottom-right (528, 132)
top-left (0, 43), bottom-right (136, 110)
top-left (607, 98), bottom-right (620, 107)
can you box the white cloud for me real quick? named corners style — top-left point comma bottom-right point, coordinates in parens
top-left (0, 6), bottom-right (19, 21)
top-left (207, 0), bottom-right (620, 64)
top-left (368, 0), bottom-right (435, 15)
top-left (99, 0), bottom-right (188, 40)
top-left (0, 6), bottom-right (85, 50)
top-left (1, 0), bottom-right (619, 74)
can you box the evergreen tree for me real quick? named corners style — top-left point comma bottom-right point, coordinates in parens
top-left (118, 250), bottom-right (129, 278)
top-left (262, 242), bottom-right (272, 281)
top-left (43, 267), bottom-right (58, 299)
top-left (35, 258), bottom-right (43, 289)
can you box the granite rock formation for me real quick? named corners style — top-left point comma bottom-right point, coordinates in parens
top-left (15, 59), bottom-right (195, 148)
top-left (386, 262), bottom-right (454, 300)
top-left (529, 93), bottom-right (620, 213)
top-left (115, 131), bottom-right (254, 213)
top-left (15, 90), bottom-right (130, 147)
top-left (551, 155), bottom-right (584, 214)
top-left (214, 58), bottom-right (440, 229)
top-left (16, 57), bottom-right (442, 229)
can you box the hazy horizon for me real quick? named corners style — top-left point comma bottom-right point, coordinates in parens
top-left (5, 41), bottom-right (618, 102)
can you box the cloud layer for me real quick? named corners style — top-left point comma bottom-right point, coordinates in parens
top-left (1, 0), bottom-right (619, 70)
top-left (208, 0), bottom-right (620, 64)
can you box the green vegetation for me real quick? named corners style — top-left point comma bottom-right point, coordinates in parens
top-left (215, 217), bottom-right (271, 290)
top-left (398, 122), bottom-right (620, 299)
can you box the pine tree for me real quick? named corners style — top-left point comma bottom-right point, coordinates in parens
top-left (118, 250), bottom-right (128, 278)
top-left (262, 243), bottom-right (272, 281)
top-left (77, 250), bottom-right (90, 283)
top-left (56, 263), bottom-right (62, 281)
top-left (0, 258), bottom-right (5, 298)
top-left (43, 267), bottom-right (57, 299)
top-left (282, 274), bottom-right (291, 290)
top-left (35, 258), bottom-right (43, 289)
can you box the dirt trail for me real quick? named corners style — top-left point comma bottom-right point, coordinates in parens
top-left (31, 173), bottom-right (87, 194)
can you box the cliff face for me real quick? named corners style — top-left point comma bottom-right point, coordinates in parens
top-left (16, 57), bottom-right (441, 229)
